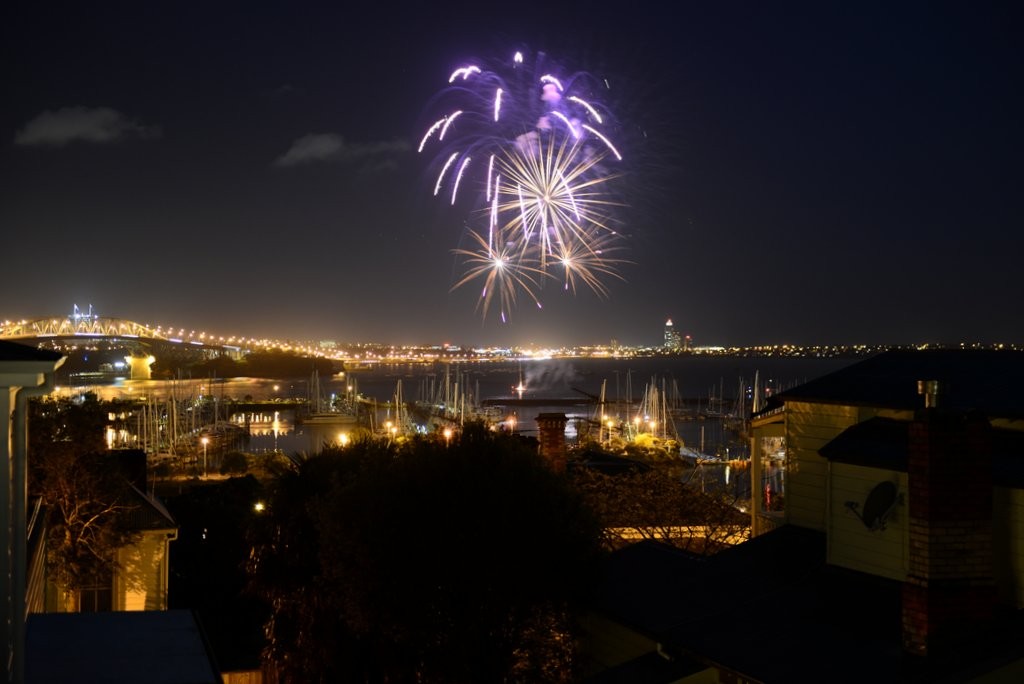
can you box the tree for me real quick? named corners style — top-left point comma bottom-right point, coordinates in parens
top-left (247, 424), bottom-right (603, 682)
top-left (165, 476), bottom-right (268, 672)
top-left (219, 451), bottom-right (249, 475)
top-left (28, 397), bottom-right (141, 601)
top-left (570, 462), bottom-right (750, 553)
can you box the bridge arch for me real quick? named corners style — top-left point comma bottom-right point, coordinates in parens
top-left (0, 316), bottom-right (166, 341)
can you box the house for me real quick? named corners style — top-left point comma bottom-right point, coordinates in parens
top-left (31, 472), bottom-right (179, 614)
top-left (584, 350), bottom-right (1024, 682)
top-left (1, 340), bottom-right (65, 683)
top-left (3, 339), bottom-right (218, 683)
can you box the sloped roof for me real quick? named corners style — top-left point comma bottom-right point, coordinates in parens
top-left (819, 417), bottom-right (911, 470)
top-left (0, 340), bottom-right (63, 363)
top-left (26, 610), bottom-right (220, 683)
top-left (596, 527), bottom-right (827, 647)
top-left (584, 650), bottom-right (706, 684)
top-left (820, 416), bottom-right (1024, 487)
top-left (124, 483), bottom-right (177, 532)
top-left (0, 340), bottom-right (65, 381)
top-left (595, 524), bottom-right (1024, 682)
top-left (767, 350), bottom-right (1024, 418)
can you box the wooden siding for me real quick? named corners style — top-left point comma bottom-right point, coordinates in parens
top-left (786, 402), bottom-right (859, 531)
top-left (828, 463), bottom-right (908, 581)
top-left (115, 530), bottom-right (172, 611)
top-left (993, 486), bottom-right (1024, 609)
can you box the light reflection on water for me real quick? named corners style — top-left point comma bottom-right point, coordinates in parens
top-left (242, 411), bottom-right (353, 458)
top-left (56, 356), bottom-right (853, 464)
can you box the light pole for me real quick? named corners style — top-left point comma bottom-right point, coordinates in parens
top-left (201, 436), bottom-right (209, 479)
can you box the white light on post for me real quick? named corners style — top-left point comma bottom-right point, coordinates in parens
top-left (201, 436), bottom-right (209, 479)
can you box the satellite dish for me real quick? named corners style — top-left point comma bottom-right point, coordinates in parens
top-left (845, 481), bottom-right (901, 531)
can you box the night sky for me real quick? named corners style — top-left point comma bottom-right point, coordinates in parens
top-left (3, 2), bottom-right (1021, 348)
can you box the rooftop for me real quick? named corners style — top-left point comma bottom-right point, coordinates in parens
top-left (26, 610), bottom-right (220, 684)
top-left (594, 526), bottom-right (1024, 682)
top-left (768, 349), bottom-right (1024, 418)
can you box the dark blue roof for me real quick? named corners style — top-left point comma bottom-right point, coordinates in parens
top-left (594, 525), bottom-right (1024, 682)
top-left (0, 339), bottom-right (63, 363)
top-left (819, 417), bottom-right (911, 470)
top-left (771, 350), bottom-right (1024, 418)
top-left (26, 610), bottom-right (220, 683)
top-left (820, 417), bottom-right (1024, 487)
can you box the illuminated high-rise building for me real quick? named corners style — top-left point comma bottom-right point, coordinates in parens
top-left (663, 319), bottom-right (682, 350)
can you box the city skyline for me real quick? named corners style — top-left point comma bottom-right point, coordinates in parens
top-left (3, 304), bottom-right (1017, 358)
top-left (3, 3), bottom-right (1022, 348)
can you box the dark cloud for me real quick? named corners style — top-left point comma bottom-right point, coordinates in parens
top-left (274, 133), bottom-right (410, 169)
top-left (14, 106), bottom-right (161, 147)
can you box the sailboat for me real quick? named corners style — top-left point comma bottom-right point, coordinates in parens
top-left (300, 370), bottom-right (357, 426)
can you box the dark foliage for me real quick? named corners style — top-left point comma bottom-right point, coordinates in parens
top-left (570, 463), bottom-right (750, 553)
top-left (28, 397), bottom-right (141, 591)
top-left (165, 476), bottom-right (269, 672)
top-left (247, 424), bottom-right (603, 682)
top-left (151, 348), bottom-right (337, 379)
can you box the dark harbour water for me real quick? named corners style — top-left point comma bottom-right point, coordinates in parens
top-left (240, 355), bottom-right (857, 458)
top-left (63, 355), bottom-right (856, 461)
top-left (59, 355), bottom-right (855, 499)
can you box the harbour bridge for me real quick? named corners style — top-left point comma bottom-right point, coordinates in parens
top-left (0, 306), bottom-right (242, 356)
top-left (0, 315), bottom-right (167, 342)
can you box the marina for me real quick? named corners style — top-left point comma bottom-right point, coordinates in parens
top-left (55, 355), bottom-right (854, 470)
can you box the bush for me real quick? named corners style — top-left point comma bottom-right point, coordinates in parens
top-left (220, 451), bottom-right (249, 475)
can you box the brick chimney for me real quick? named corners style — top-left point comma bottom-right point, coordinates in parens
top-left (902, 385), bottom-right (994, 657)
top-left (535, 412), bottom-right (568, 474)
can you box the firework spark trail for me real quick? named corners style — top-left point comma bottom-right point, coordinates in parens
top-left (438, 111), bottom-right (463, 141)
top-left (497, 137), bottom-right (617, 252)
top-left (451, 230), bottom-right (546, 322)
top-left (549, 111), bottom-right (580, 139)
top-left (451, 157), bottom-right (471, 205)
top-left (486, 154), bottom-right (495, 201)
top-left (568, 96), bottom-right (603, 123)
top-left (433, 152), bottom-right (460, 196)
top-left (448, 66), bottom-right (481, 82)
top-left (420, 49), bottom-right (628, 321)
top-left (582, 124), bottom-right (622, 160)
top-left (417, 116), bottom-right (447, 153)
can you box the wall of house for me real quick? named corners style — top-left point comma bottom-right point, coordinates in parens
top-left (993, 486), bottom-right (1024, 609)
top-left (750, 419), bottom-right (785, 537)
top-left (115, 530), bottom-right (172, 611)
top-left (785, 402), bottom-right (859, 531)
top-left (828, 463), bottom-right (909, 581)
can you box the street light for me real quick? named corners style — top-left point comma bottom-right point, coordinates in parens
top-left (201, 436), bottom-right (209, 479)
